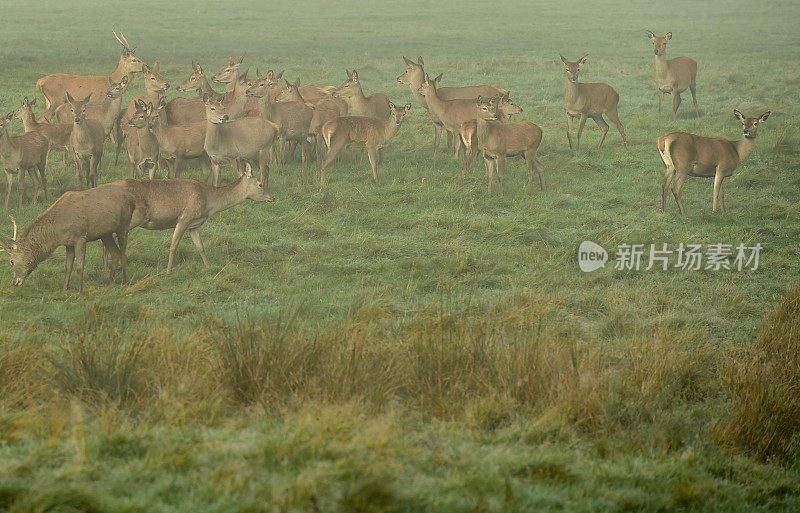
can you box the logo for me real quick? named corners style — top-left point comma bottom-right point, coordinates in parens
top-left (578, 240), bottom-right (608, 273)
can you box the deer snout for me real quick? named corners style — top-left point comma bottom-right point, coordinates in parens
top-left (13, 276), bottom-right (24, 287)
top-left (221, 114), bottom-right (230, 122)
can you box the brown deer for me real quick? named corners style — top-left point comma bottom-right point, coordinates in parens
top-left (15, 97), bottom-right (72, 172)
top-left (0, 186), bottom-right (135, 292)
top-left (166, 61), bottom-right (225, 125)
top-left (474, 96), bottom-right (545, 195)
top-left (459, 93), bottom-right (522, 174)
top-left (56, 76), bottom-right (128, 143)
top-left (107, 163), bottom-right (273, 273)
top-left (246, 75), bottom-right (314, 170)
top-left (203, 95), bottom-right (278, 188)
top-left (319, 102), bottom-right (410, 184)
top-left (150, 97), bottom-right (212, 180)
top-left (115, 62), bottom-right (169, 165)
top-left (66, 93), bottom-right (105, 188)
top-left (36, 31), bottom-right (143, 121)
top-left (560, 54), bottom-right (627, 152)
top-left (646, 31), bottom-right (699, 120)
top-left (333, 70), bottom-right (391, 120)
top-left (0, 112), bottom-right (48, 208)
top-left (417, 73), bottom-right (482, 159)
top-left (397, 56), bottom-right (506, 156)
top-left (212, 57), bottom-right (260, 117)
top-left (126, 100), bottom-right (160, 179)
top-left (659, 110), bottom-right (769, 215)
top-left (269, 74), bottom-right (335, 104)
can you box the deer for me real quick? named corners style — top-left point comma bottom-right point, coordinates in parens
top-left (203, 94), bottom-right (278, 189)
top-left (107, 162), bottom-right (273, 273)
top-left (333, 70), bottom-right (391, 120)
top-left (459, 93), bottom-right (522, 175)
top-left (0, 112), bottom-right (49, 208)
top-left (126, 100), bottom-right (160, 179)
top-left (246, 74), bottom-right (314, 171)
top-left (397, 56), bottom-right (506, 156)
top-left (150, 97), bottom-right (212, 180)
top-left (36, 31), bottom-right (142, 122)
top-left (560, 54), bottom-right (627, 152)
top-left (0, 185), bottom-right (135, 293)
top-left (275, 79), bottom-right (348, 163)
top-left (66, 93), bottom-right (105, 188)
top-left (115, 62), bottom-right (169, 165)
top-left (474, 96), bottom-right (545, 195)
top-left (15, 97), bottom-right (72, 172)
top-left (659, 110), bottom-right (769, 215)
top-left (319, 102), bottom-right (410, 185)
top-left (646, 31), bottom-right (699, 120)
top-left (212, 57), bottom-right (260, 118)
top-left (417, 73), bottom-right (483, 159)
top-left (166, 61), bottom-right (226, 125)
top-left (56, 76), bottom-right (128, 144)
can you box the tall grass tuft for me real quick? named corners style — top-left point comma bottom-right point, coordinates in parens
top-left (715, 281), bottom-right (800, 463)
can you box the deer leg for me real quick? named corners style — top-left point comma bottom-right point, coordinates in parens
top-left (74, 237), bottom-right (87, 294)
top-left (565, 113), bottom-right (575, 151)
top-left (17, 167), bottom-right (24, 208)
top-left (189, 228), bottom-right (211, 267)
top-left (533, 157), bottom-right (545, 190)
top-left (661, 162), bottom-right (676, 213)
top-left (367, 146), bottom-right (379, 182)
top-left (101, 235), bottom-right (121, 283)
top-left (463, 146), bottom-right (476, 177)
top-left (64, 246), bottom-right (75, 291)
top-left (496, 155), bottom-right (506, 196)
top-left (592, 115), bottom-right (609, 149)
top-left (174, 157), bottom-right (184, 179)
top-left (37, 159), bottom-right (48, 202)
top-left (671, 171), bottom-right (688, 215)
top-left (690, 82), bottom-right (699, 117)
top-left (320, 136), bottom-right (347, 185)
top-left (4, 172), bottom-right (11, 208)
top-left (607, 109), bottom-right (627, 148)
top-left (117, 230), bottom-right (128, 283)
top-left (446, 130), bottom-right (453, 150)
top-left (452, 130), bottom-right (461, 159)
top-left (484, 154), bottom-right (495, 195)
top-left (258, 149), bottom-right (271, 188)
top-left (720, 183), bottom-right (726, 213)
top-left (167, 222), bottom-right (191, 274)
top-left (671, 92), bottom-right (682, 121)
top-left (63, 148), bottom-right (69, 170)
top-left (27, 168), bottom-right (39, 205)
top-left (657, 90), bottom-right (664, 116)
top-left (200, 154), bottom-right (212, 183)
top-left (433, 123), bottom-right (442, 159)
top-left (712, 167), bottom-right (724, 214)
top-left (575, 114), bottom-right (588, 152)
top-left (211, 161), bottom-right (221, 187)
top-left (378, 147), bottom-right (384, 165)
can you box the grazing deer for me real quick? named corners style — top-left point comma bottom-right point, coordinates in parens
top-left (560, 54), bottom-right (627, 152)
top-left (167, 61), bottom-right (225, 125)
top-left (16, 97), bottom-right (72, 171)
top-left (459, 93), bottom-right (522, 174)
top-left (203, 94), bottom-right (278, 188)
top-left (56, 76), bottom-right (128, 143)
top-left (151, 97), bottom-right (212, 180)
top-left (66, 93), bottom-right (105, 188)
top-left (36, 31), bottom-right (143, 121)
top-left (0, 185), bottom-right (135, 292)
top-left (107, 163), bottom-right (273, 273)
top-left (212, 57), bottom-right (260, 117)
top-left (333, 70), bottom-right (391, 120)
top-left (659, 110), bottom-right (769, 214)
top-left (126, 100), bottom-right (160, 179)
top-left (474, 96), bottom-right (545, 195)
top-left (417, 73), bottom-right (482, 159)
top-left (319, 102), bottom-right (410, 184)
top-left (646, 31), bottom-right (699, 120)
top-left (0, 112), bottom-right (48, 208)
top-left (246, 75), bottom-right (314, 170)
top-left (397, 56), bottom-right (506, 156)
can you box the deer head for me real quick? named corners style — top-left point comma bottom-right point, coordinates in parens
top-left (416, 72), bottom-right (443, 98)
top-left (398, 55), bottom-right (425, 85)
top-left (560, 54), bottom-right (588, 83)
top-left (734, 110), bottom-right (770, 139)
top-left (142, 61), bottom-right (169, 92)
top-left (113, 31), bottom-right (145, 74)
top-left (203, 95), bottom-right (230, 124)
top-left (0, 216), bottom-right (31, 287)
top-left (178, 61), bottom-right (206, 92)
top-left (106, 75), bottom-right (129, 99)
top-left (65, 92), bottom-right (93, 124)
top-left (212, 56), bottom-right (244, 85)
top-left (387, 101), bottom-right (411, 125)
top-left (646, 31), bottom-right (672, 56)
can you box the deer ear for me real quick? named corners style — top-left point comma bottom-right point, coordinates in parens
top-left (244, 162), bottom-right (253, 177)
top-left (646, 30), bottom-right (655, 40)
top-left (237, 55), bottom-right (244, 65)
top-left (665, 32), bottom-right (672, 40)
top-left (345, 69), bottom-right (351, 79)
top-left (578, 54), bottom-right (588, 65)
top-left (283, 78), bottom-right (291, 87)
top-left (559, 53), bottom-right (568, 64)
top-left (476, 95), bottom-right (482, 105)
top-left (203, 93), bottom-right (212, 104)
top-left (159, 96), bottom-right (167, 108)
top-left (759, 111), bottom-right (771, 122)
top-left (120, 75), bottom-right (129, 86)
top-left (352, 70), bottom-right (358, 82)
top-left (83, 93), bottom-right (92, 104)
top-left (404, 103), bottom-right (411, 112)
top-left (403, 56), bottom-right (414, 66)
top-left (434, 72), bottom-right (443, 84)
top-left (153, 60), bottom-right (160, 73)
top-left (5, 111), bottom-right (13, 121)
top-left (294, 78), bottom-right (300, 87)
top-left (417, 56), bottom-right (424, 66)
top-left (734, 109), bottom-right (745, 122)
top-left (30, 97), bottom-right (36, 106)
top-left (276, 70), bottom-right (284, 80)
top-left (239, 68), bottom-right (250, 81)
top-left (136, 98), bottom-right (147, 110)
top-left (66, 92), bottom-right (75, 103)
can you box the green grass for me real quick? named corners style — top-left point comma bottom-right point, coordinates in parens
top-left (1, 0), bottom-right (800, 510)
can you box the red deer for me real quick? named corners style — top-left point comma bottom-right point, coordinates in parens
top-left (560, 54), bottom-right (627, 152)
top-left (66, 93), bottom-right (105, 188)
top-left (646, 31), bottom-right (699, 120)
top-left (417, 73), bottom-right (482, 159)
top-left (151, 97), bottom-right (212, 180)
top-left (15, 97), bottom-right (72, 172)
top-left (320, 102), bottom-right (410, 184)
top-left (0, 112), bottom-right (48, 208)
top-left (659, 110), bottom-right (769, 214)
top-left (166, 61), bottom-right (225, 125)
top-left (56, 76), bottom-right (128, 143)
top-left (0, 186), bottom-right (135, 293)
top-left (126, 100), bottom-right (160, 179)
top-left (212, 57), bottom-right (260, 118)
top-left (333, 70), bottom-right (390, 120)
top-left (459, 93), bottom-right (522, 174)
top-left (36, 31), bottom-right (143, 122)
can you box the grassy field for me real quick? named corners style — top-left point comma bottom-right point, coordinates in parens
top-left (1, 0), bottom-right (800, 511)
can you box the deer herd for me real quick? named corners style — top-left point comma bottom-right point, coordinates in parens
top-left (0, 31), bottom-right (772, 292)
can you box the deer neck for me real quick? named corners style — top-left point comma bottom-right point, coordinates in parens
top-left (476, 116), bottom-right (491, 141)
top-left (734, 136), bottom-right (758, 163)
top-left (196, 76), bottom-right (217, 98)
top-left (346, 84), bottom-right (369, 112)
top-left (136, 124), bottom-right (158, 151)
top-left (257, 94), bottom-right (274, 120)
top-left (654, 53), bottom-right (671, 81)
top-left (423, 86), bottom-right (447, 120)
top-left (0, 128), bottom-right (17, 163)
top-left (144, 86), bottom-right (163, 104)
top-left (224, 82), bottom-right (247, 119)
top-left (109, 57), bottom-right (133, 83)
top-left (381, 118), bottom-right (401, 143)
top-left (17, 219), bottom-right (62, 271)
top-left (407, 73), bottom-right (428, 109)
top-left (204, 176), bottom-right (249, 216)
top-left (19, 109), bottom-right (39, 132)
top-left (225, 70), bottom-right (239, 94)
top-left (564, 79), bottom-right (582, 107)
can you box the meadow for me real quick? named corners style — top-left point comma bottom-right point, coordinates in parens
top-left (1, 0), bottom-right (800, 511)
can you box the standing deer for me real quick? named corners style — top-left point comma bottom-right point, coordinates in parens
top-left (66, 93), bottom-right (105, 188)
top-left (459, 93), bottom-right (522, 174)
top-left (107, 163), bottom-right (273, 273)
top-left (15, 97), bottom-right (72, 171)
top-left (560, 54), bottom-right (627, 152)
top-left (0, 112), bottom-right (48, 208)
top-left (151, 97), bottom-right (212, 180)
top-left (397, 56), bottom-right (506, 156)
top-left (246, 75), bottom-right (314, 170)
top-left (126, 100), bottom-right (160, 179)
top-left (36, 31), bottom-right (143, 122)
top-left (475, 96), bottom-right (545, 195)
top-left (319, 102), bottom-right (410, 184)
top-left (417, 73), bottom-right (481, 159)
top-left (646, 31), bottom-right (699, 120)
top-left (203, 95), bottom-right (278, 188)
top-left (212, 57), bottom-right (260, 117)
top-left (659, 110), bottom-right (769, 215)
top-left (56, 76), bottom-right (128, 142)
top-left (0, 185), bottom-right (135, 293)
top-left (116, 62), bottom-right (169, 165)
top-left (167, 61), bottom-right (225, 125)
top-left (333, 70), bottom-right (391, 120)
